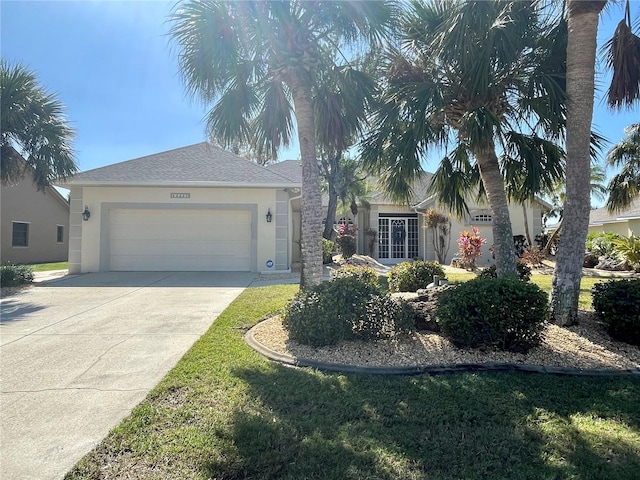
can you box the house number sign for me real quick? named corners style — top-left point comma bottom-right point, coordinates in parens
top-left (170, 193), bottom-right (190, 199)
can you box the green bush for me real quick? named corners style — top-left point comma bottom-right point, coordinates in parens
top-left (586, 232), bottom-right (620, 259)
top-left (0, 262), bottom-right (34, 287)
top-left (354, 295), bottom-right (415, 340)
top-left (388, 261), bottom-right (446, 292)
top-left (330, 265), bottom-right (379, 288)
top-left (477, 262), bottom-right (532, 282)
top-left (436, 278), bottom-right (548, 353)
top-left (322, 238), bottom-right (335, 264)
top-left (613, 235), bottom-right (640, 271)
top-left (335, 234), bottom-right (357, 258)
top-left (282, 277), bottom-right (379, 346)
top-left (592, 279), bottom-right (640, 346)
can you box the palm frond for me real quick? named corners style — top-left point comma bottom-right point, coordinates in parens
top-left (602, 18), bottom-right (640, 109)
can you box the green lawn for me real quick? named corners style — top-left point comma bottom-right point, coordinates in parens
top-left (66, 283), bottom-right (640, 480)
top-left (27, 261), bottom-right (68, 272)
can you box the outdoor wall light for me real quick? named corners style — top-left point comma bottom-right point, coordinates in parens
top-left (266, 208), bottom-right (273, 223)
top-left (82, 205), bottom-right (91, 221)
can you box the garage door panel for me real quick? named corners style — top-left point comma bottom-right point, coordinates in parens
top-left (109, 209), bottom-right (252, 271)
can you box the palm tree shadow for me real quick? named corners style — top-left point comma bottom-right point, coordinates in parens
top-left (204, 365), bottom-right (640, 479)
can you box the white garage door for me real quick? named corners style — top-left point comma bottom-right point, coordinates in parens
top-left (109, 209), bottom-right (252, 271)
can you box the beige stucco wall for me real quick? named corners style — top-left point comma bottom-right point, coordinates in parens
top-left (71, 186), bottom-right (286, 273)
top-left (1, 176), bottom-right (69, 264)
top-left (588, 222), bottom-right (632, 237)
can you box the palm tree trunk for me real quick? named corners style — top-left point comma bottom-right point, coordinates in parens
top-left (290, 75), bottom-right (324, 289)
top-left (323, 154), bottom-right (339, 240)
top-left (522, 203), bottom-right (532, 247)
top-left (550, 0), bottom-right (606, 326)
top-left (476, 146), bottom-right (518, 278)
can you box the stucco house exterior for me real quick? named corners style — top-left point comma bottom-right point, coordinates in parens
top-left (1, 168), bottom-right (70, 264)
top-left (64, 143), bottom-right (549, 274)
top-left (588, 198), bottom-right (640, 238)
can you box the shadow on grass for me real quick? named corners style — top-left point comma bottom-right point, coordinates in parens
top-left (210, 365), bottom-right (640, 480)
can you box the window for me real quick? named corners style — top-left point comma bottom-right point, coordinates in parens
top-left (470, 211), bottom-right (493, 224)
top-left (12, 222), bottom-right (29, 247)
top-left (57, 225), bottom-right (64, 243)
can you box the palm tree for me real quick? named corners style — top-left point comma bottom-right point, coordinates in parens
top-left (550, 0), bottom-right (639, 326)
top-left (169, 0), bottom-right (395, 289)
top-left (361, 0), bottom-right (566, 278)
top-left (1, 60), bottom-right (77, 189)
top-left (606, 123), bottom-right (640, 212)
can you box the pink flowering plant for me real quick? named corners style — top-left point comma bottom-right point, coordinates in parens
top-left (457, 227), bottom-right (486, 270)
top-left (335, 223), bottom-right (358, 237)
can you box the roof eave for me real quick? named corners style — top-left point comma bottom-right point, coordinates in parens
top-left (61, 180), bottom-right (300, 189)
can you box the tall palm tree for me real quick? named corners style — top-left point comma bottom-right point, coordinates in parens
top-left (169, 0), bottom-right (395, 289)
top-left (550, 0), bottom-right (639, 326)
top-left (361, 0), bottom-right (566, 278)
top-left (606, 123), bottom-right (640, 211)
top-left (1, 60), bottom-right (77, 189)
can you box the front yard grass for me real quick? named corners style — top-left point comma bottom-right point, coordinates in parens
top-left (28, 261), bottom-right (68, 272)
top-left (66, 283), bottom-right (640, 480)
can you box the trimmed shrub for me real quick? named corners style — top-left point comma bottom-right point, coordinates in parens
top-left (388, 261), bottom-right (446, 292)
top-left (477, 262), bottom-right (532, 282)
top-left (282, 277), bottom-right (379, 346)
top-left (330, 265), bottom-right (379, 288)
top-left (0, 263), bottom-right (34, 287)
top-left (322, 238), bottom-right (335, 264)
top-left (592, 279), bottom-right (640, 346)
top-left (436, 278), bottom-right (548, 353)
top-left (354, 295), bottom-right (416, 340)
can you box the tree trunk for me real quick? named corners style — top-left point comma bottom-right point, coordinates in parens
top-left (290, 76), bottom-right (324, 289)
top-left (522, 203), bottom-right (532, 247)
top-left (322, 154), bottom-right (339, 240)
top-left (475, 146), bottom-right (518, 277)
top-left (550, 0), bottom-right (605, 326)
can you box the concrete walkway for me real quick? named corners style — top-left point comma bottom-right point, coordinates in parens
top-left (0, 271), bottom-right (254, 480)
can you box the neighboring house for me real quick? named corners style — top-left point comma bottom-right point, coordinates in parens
top-left (588, 198), bottom-right (640, 237)
top-left (63, 143), bottom-right (549, 274)
top-left (1, 168), bottom-right (70, 264)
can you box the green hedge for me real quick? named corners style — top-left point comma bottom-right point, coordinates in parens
top-left (1, 262), bottom-right (34, 287)
top-left (388, 261), bottom-right (445, 292)
top-left (436, 278), bottom-right (547, 353)
top-left (592, 279), bottom-right (640, 346)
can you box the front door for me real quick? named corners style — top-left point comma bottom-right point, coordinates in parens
top-left (378, 215), bottom-right (418, 262)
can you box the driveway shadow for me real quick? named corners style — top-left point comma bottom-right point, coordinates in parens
top-left (0, 299), bottom-right (45, 323)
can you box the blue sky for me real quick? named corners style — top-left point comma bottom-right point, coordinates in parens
top-left (1, 0), bottom-right (638, 183)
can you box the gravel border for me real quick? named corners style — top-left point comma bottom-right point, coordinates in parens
top-left (245, 315), bottom-right (640, 377)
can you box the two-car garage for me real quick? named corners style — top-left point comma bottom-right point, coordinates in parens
top-left (108, 208), bottom-right (253, 272)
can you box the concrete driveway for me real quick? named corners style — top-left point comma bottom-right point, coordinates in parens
top-left (0, 271), bottom-right (255, 480)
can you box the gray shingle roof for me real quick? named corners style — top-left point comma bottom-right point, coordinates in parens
top-left (590, 197), bottom-right (640, 224)
top-left (66, 143), bottom-right (297, 186)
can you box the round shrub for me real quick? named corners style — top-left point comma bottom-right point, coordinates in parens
top-left (354, 295), bottom-right (416, 340)
top-left (282, 277), bottom-right (379, 346)
top-left (330, 265), bottom-right (379, 288)
top-left (592, 279), bottom-right (640, 346)
top-left (0, 262), bottom-right (34, 287)
top-left (477, 263), bottom-right (531, 282)
top-left (435, 278), bottom-right (548, 353)
top-left (388, 261), bottom-right (446, 292)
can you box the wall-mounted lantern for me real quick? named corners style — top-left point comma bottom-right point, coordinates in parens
top-left (82, 205), bottom-right (91, 221)
top-left (266, 208), bottom-right (273, 223)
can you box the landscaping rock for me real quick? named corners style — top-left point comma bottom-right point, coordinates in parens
top-left (400, 286), bottom-right (453, 332)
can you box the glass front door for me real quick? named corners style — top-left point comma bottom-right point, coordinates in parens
top-left (378, 216), bottom-right (418, 261)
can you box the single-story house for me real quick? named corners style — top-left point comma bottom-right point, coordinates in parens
top-left (64, 143), bottom-right (549, 274)
top-left (1, 163), bottom-right (70, 264)
top-left (588, 198), bottom-right (640, 237)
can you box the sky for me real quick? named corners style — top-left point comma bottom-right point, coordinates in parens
top-left (1, 0), bottom-right (639, 195)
